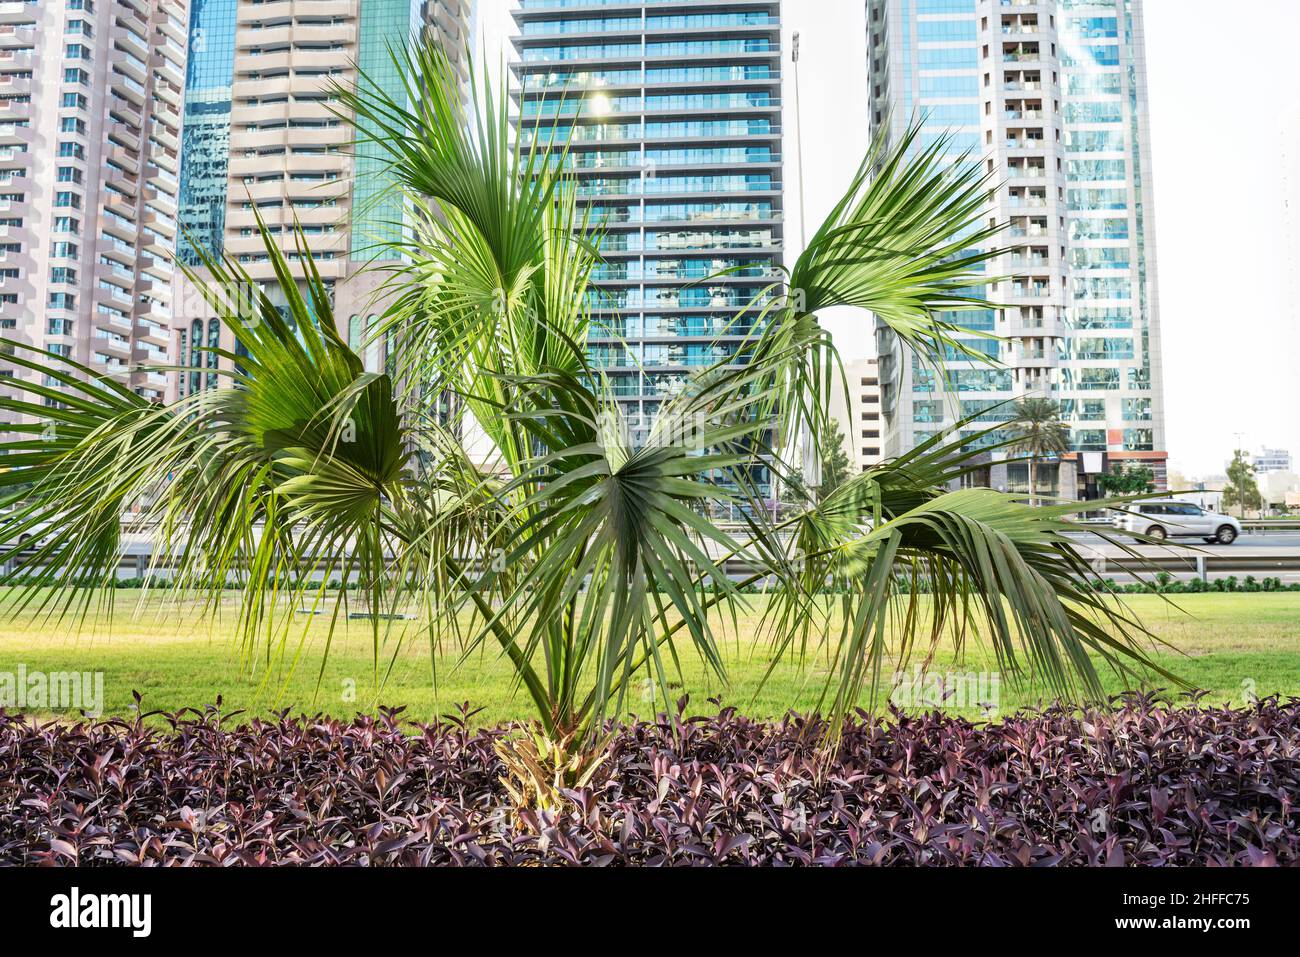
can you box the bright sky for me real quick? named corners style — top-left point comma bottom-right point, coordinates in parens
top-left (475, 0), bottom-right (1300, 478)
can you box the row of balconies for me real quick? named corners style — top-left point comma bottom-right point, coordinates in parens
top-left (230, 124), bottom-right (349, 151)
top-left (238, 0), bottom-right (359, 26)
top-left (234, 47), bottom-right (358, 76)
top-left (235, 23), bottom-right (357, 50)
top-left (233, 98), bottom-right (343, 125)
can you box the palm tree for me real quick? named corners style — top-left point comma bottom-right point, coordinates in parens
top-left (0, 44), bottom-right (1176, 798)
top-left (1006, 398), bottom-right (1071, 507)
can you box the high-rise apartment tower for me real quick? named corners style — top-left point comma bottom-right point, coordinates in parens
top-left (171, 0), bottom-right (474, 398)
top-left (867, 0), bottom-right (1166, 495)
top-left (0, 0), bottom-right (189, 406)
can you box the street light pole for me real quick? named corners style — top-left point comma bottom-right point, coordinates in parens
top-left (791, 30), bottom-right (818, 494)
top-left (792, 31), bottom-right (807, 252)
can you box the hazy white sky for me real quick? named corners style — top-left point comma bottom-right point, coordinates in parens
top-left (476, 0), bottom-right (1300, 477)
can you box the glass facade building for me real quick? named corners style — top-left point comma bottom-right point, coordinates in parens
top-left (510, 0), bottom-right (784, 461)
top-left (178, 0), bottom-right (237, 266)
top-left (867, 0), bottom-right (1167, 492)
top-left (352, 0), bottom-right (423, 261)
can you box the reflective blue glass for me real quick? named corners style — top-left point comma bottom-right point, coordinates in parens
top-left (177, 0), bottom-right (236, 265)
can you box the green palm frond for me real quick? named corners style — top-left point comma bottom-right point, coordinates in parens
top-left (330, 43), bottom-right (599, 478)
top-left (751, 421), bottom-right (1184, 734)
top-left (738, 121), bottom-right (1006, 457)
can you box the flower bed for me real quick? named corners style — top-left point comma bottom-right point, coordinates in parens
top-left (2, 695), bottom-right (1296, 866)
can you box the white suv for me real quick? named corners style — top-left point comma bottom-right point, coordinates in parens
top-left (1112, 501), bottom-right (1242, 545)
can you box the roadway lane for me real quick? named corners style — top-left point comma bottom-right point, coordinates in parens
top-left (1066, 531), bottom-right (1300, 551)
top-left (1065, 530), bottom-right (1300, 583)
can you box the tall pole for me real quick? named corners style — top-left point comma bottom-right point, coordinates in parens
top-left (792, 31), bottom-right (807, 251)
top-left (791, 30), bottom-right (819, 493)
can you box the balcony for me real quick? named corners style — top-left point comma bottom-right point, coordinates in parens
top-left (1010, 347), bottom-right (1059, 370)
top-left (92, 354), bottom-right (131, 374)
top-left (1007, 223), bottom-right (1047, 240)
top-left (93, 328), bottom-right (133, 353)
top-left (133, 342), bottom-right (169, 364)
top-left (0, 3), bottom-right (38, 26)
top-left (0, 73), bottom-right (30, 98)
top-left (1009, 283), bottom-right (1053, 299)
top-left (96, 283), bottom-right (133, 313)
top-left (1005, 314), bottom-right (1064, 339)
top-left (110, 70), bottom-right (147, 107)
top-left (135, 318), bottom-right (169, 344)
top-left (0, 122), bottom-right (35, 147)
top-left (99, 213), bottom-right (139, 248)
top-left (0, 23), bottom-right (33, 50)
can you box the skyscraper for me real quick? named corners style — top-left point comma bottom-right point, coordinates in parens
top-left (509, 0), bottom-right (784, 457)
top-left (178, 0), bottom-right (236, 268)
top-left (867, 0), bottom-right (1167, 495)
top-left (0, 0), bottom-right (189, 406)
top-left (170, 0), bottom-right (474, 397)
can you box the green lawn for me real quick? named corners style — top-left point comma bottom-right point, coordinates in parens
top-left (1, 591), bottom-right (1298, 726)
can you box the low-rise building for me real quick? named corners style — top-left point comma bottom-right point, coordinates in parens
top-left (830, 357), bottom-right (885, 474)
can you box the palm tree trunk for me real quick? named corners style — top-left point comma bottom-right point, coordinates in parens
top-left (1028, 456), bottom-right (1037, 508)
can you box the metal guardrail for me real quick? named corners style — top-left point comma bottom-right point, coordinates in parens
top-left (718, 550), bottom-right (1300, 583)
top-left (1084, 552), bottom-right (1300, 580)
top-left (1243, 519), bottom-right (1300, 533)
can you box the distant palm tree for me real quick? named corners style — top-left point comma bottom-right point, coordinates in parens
top-left (1007, 398), bottom-right (1070, 507)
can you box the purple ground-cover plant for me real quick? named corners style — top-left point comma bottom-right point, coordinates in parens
top-left (1, 694), bottom-right (1295, 866)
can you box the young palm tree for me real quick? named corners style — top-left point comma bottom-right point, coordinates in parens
top-left (1007, 398), bottom-right (1071, 507)
top-left (0, 44), bottom-right (1175, 794)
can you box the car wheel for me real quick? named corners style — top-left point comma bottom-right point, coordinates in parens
top-left (1216, 525), bottom-right (1238, 545)
top-left (1145, 525), bottom-right (1167, 541)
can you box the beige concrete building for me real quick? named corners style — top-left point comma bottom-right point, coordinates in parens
top-left (0, 0), bottom-right (189, 406)
top-left (830, 357), bottom-right (886, 474)
top-left (170, 0), bottom-right (474, 399)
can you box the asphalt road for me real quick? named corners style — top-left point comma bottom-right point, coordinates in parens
top-left (1067, 531), bottom-right (1300, 552)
